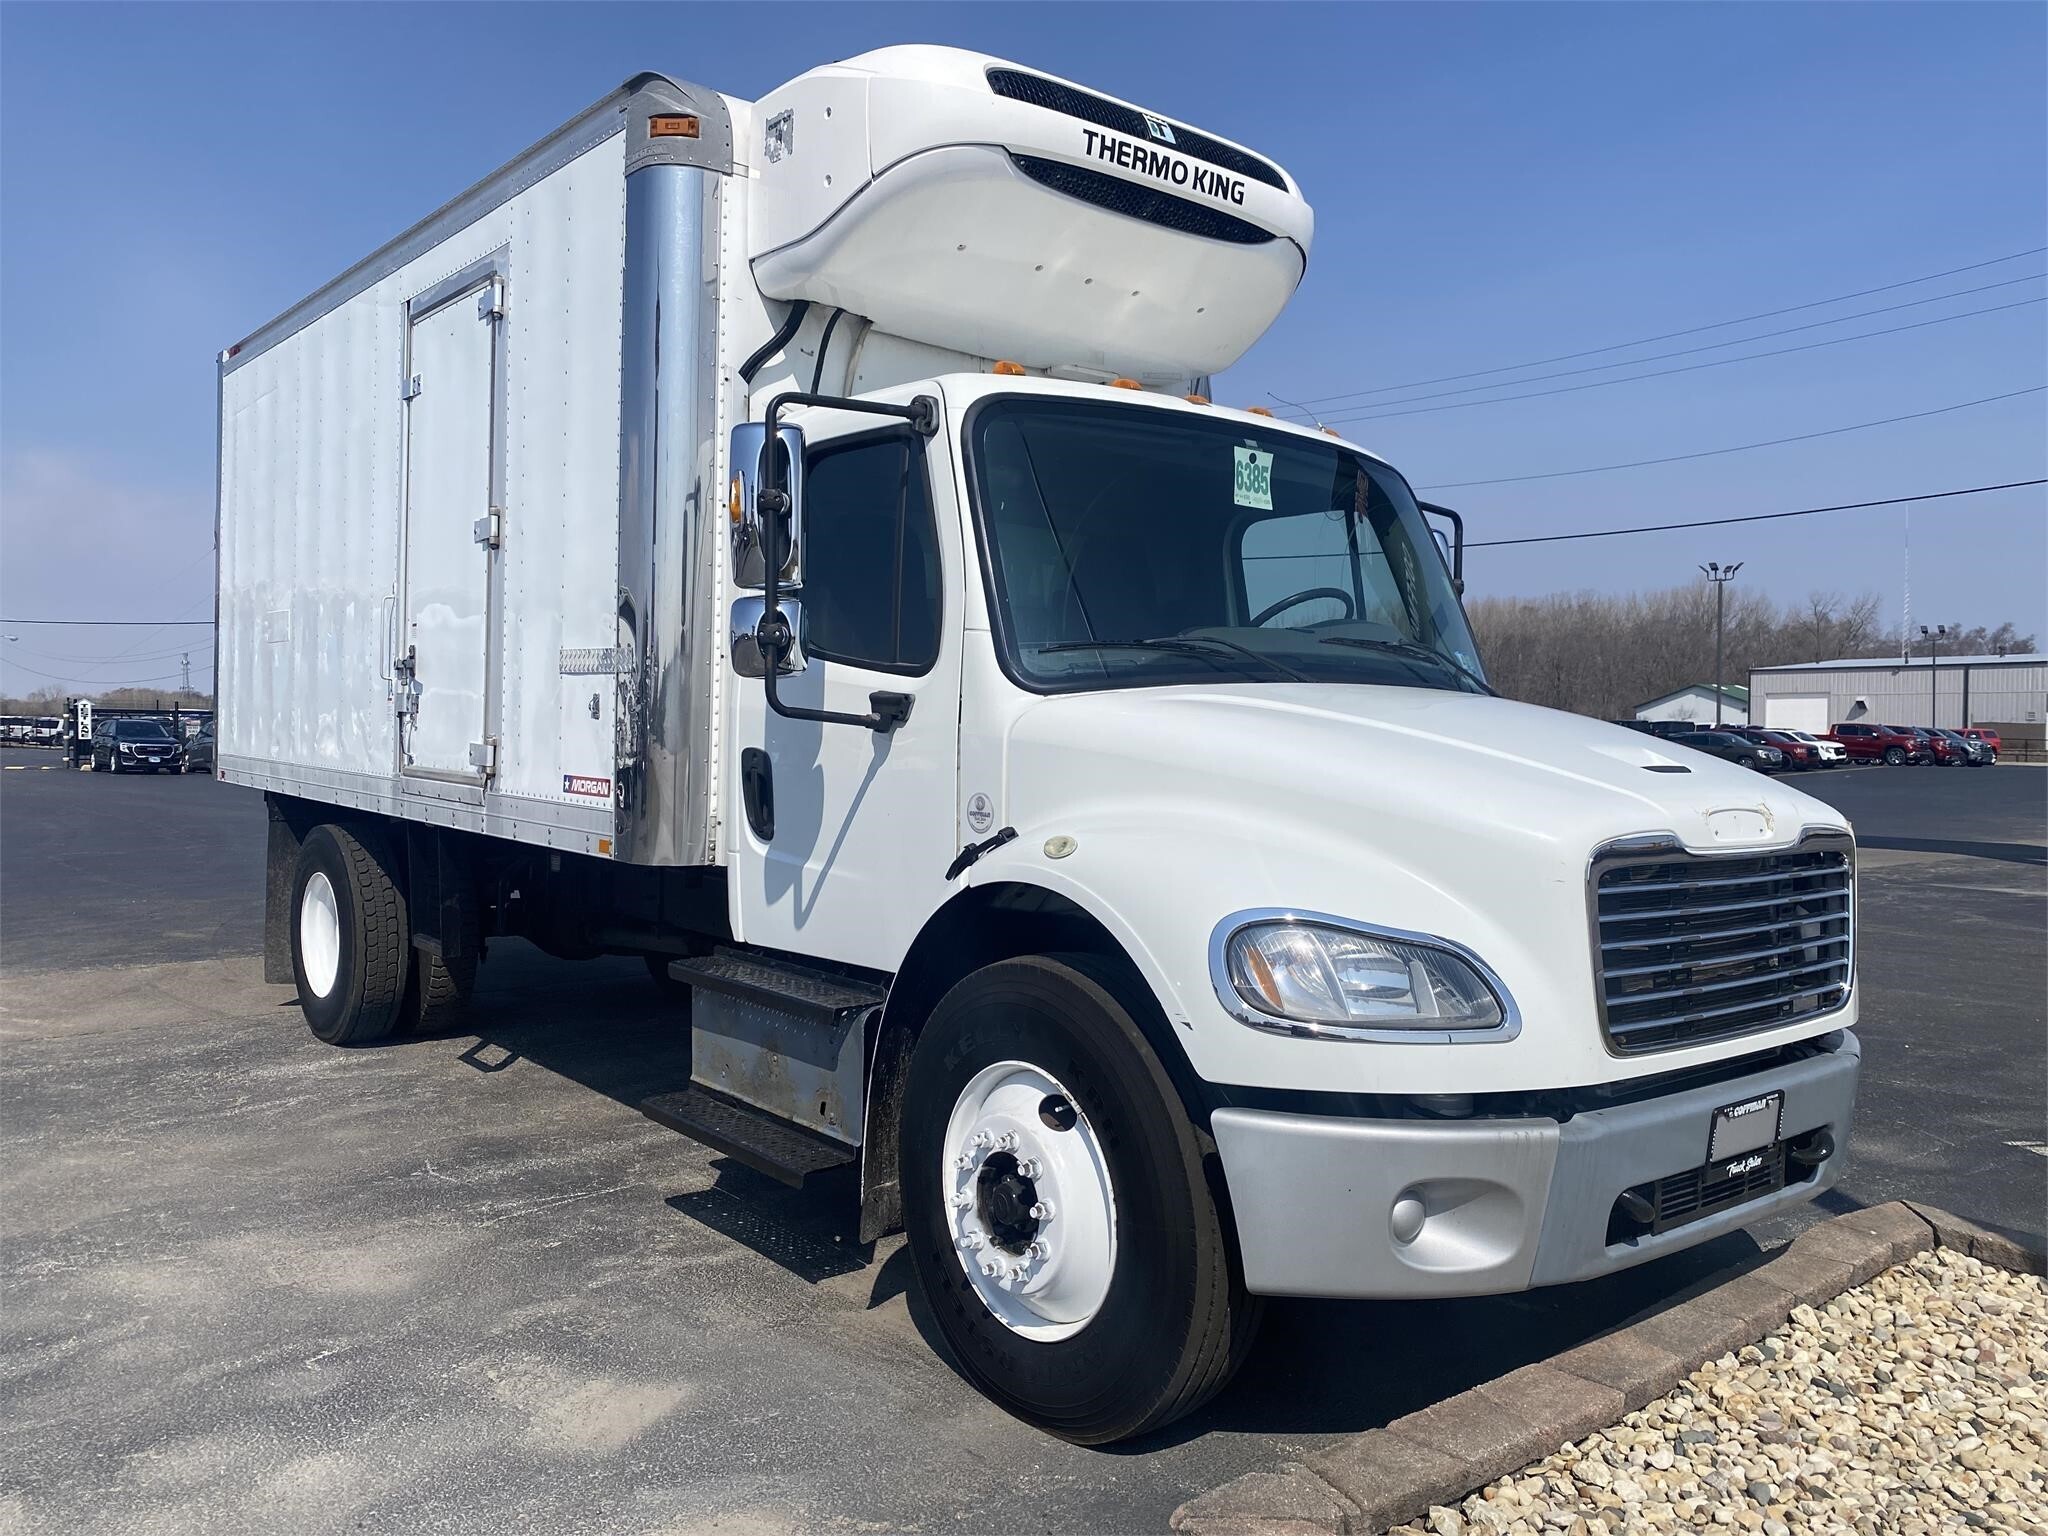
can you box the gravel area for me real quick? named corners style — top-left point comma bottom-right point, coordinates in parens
top-left (1392, 1247), bottom-right (2047, 1536)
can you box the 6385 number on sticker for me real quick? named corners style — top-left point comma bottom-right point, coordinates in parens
top-left (1233, 446), bottom-right (1274, 511)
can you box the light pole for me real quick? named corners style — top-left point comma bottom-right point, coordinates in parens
top-left (1919, 624), bottom-right (1947, 727)
top-left (1700, 561), bottom-right (1743, 726)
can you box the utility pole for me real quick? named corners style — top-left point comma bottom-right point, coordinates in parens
top-left (180, 652), bottom-right (192, 693)
top-left (1700, 561), bottom-right (1743, 726)
top-left (1919, 624), bottom-right (1947, 727)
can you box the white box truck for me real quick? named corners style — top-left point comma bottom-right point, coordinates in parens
top-left (217, 45), bottom-right (1861, 1443)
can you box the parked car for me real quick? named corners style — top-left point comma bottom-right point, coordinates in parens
top-left (1961, 727), bottom-right (2002, 759)
top-left (1614, 718), bottom-right (1712, 740)
top-left (1669, 730), bottom-right (1781, 771)
top-left (1826, 722), bottom-right (1926, 765)
top-left (181, 722), bottom-right (216, 775)
top-left (91, 718), bottom-right (183, 773)
top-left (1775, 729), bottom-right (1847, 767)
top-left (1899, 726), bottom-right (1968, 766)
top-left (1728, 726), bottom-right (1825, 771)
top-left (1933, 728), bottom-right (1992, 766)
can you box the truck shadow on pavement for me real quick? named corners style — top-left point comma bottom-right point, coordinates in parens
top-left (378, 939), bottom-right (1820, 1448)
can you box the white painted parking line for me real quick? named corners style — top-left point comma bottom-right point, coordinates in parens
top-left (2006, 1140), bottom-right (2048, 1158)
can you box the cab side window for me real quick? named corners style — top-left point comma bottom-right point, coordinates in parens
top-left (801, 432), bottom-right (941, 674)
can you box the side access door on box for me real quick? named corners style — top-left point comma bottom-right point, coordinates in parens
top-left (397, 258), bottom-right (506, 790)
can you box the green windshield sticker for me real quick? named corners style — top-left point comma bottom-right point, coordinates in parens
top-left (1233, 446), bottom-right (1274, 510)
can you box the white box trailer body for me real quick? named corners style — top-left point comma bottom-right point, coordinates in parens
top-left (218, 45), bottom-right (1861, 1446)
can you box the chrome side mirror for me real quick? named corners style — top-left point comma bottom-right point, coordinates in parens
top-left (729, 422), bottom-right (804, 589)
top-left (730, 595), bottom-right (806, 678)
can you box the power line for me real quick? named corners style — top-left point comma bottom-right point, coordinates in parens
top-left (1466, 480), bottom-right (2045, 550)
top-left (0, 657), bottom-right (212, 687)
top-left (0, 618), bottom-right (214, 627)
top-left (1277, 272), bottom-right (2044, 417)
top-left (1288, 246), bottom-right (2048, 406)
top-left (1317, 297), bottom-right (2046, 426)
top-left (1418, 386), bottom-right (2047, 490)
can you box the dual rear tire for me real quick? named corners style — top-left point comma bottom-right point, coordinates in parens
top-left (290, 822), bottom-right (474, 1045)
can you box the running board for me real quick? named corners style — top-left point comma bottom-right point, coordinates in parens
top-left (639, 1085), bottom-right (856, 1188)
top-left (659, 947), bottom-right (885, 1159)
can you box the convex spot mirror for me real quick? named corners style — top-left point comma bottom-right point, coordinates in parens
top-left (730, 595), bottom-right (806, 678)
top-left (729, 422), bottom-right (805, 589)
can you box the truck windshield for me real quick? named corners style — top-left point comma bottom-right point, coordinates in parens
top-left (968, 397), bottom-right (1486, 694)
top-left (113, 721), bottom-right (173, 740)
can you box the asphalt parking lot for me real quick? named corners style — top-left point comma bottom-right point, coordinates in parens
top-left (2, 749), bottom-right (2042, 1534)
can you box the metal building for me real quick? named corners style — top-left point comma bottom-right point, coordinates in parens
top-left (1748, 654), bottom-right (2047, 738)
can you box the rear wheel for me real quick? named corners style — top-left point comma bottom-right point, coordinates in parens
top-left (901, 956), bottom-right (1259, 1444)
top-left (1736, 755), bottom-right (1756, 770)
top-left (1883, 746), bottom-right (1906, 766)
top-left (292, 823), bottom-right (409, 1046)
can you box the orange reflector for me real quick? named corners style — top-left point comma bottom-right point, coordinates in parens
top-left (597, 838), bottom-right (613, 856)
top-left (1109, 378), bottom-right (1143, 391)
top-left (649, 115), bottom-right (700, 139)
top-left (729, 474), bottom-right (744, 524)
top-left (1184, 393), bottom-right (1211, 405)
top-left (1246, 406), bottom-right (1275, 417)
top-left (1323, 426), bottom-right (1341, 437)
top-left (991, 360), bottom-right (1028, 376)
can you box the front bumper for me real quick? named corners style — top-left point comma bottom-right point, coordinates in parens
top-left (1212, 1032), bottom-right (1859, 1299)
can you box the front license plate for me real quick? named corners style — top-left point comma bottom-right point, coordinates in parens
top-left (1708, 1090), bottom-right (1783, 1162)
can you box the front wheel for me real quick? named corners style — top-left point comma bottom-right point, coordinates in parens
top-left (901, 956), bottom-right (1259, 1444)
top-left (1883, 746), bottom-right (1906, 766)
top-left (1736, 755), bottom-right (1756, 770)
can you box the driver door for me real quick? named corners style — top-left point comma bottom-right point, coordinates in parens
top-left (728, 417), bottom-right (963, 969)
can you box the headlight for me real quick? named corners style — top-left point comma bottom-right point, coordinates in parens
top-left (1212, 913), bottom-right (1514, 1040)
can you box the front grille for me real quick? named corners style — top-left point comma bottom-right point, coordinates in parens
top-left (1592, 837), bottom-right (1853, 1055)
top-left (1010, 155), bottom-right (1277, 246)
top-left (986, 67), bottom-right (1289, 191)
top-left (1608, 1140), bottom-right (1810, 1242)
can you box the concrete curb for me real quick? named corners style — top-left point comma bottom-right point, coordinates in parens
top-left (1170, 1202), bottom-right (2044, 1536)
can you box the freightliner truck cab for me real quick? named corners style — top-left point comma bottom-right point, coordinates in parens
top-left (218, 45), bottom-right (1860, 1443)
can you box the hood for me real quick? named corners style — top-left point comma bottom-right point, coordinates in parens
top-left (1006, 684), bottom-right (1850, 861)
top-left (990, 684), bottom-right (1857, 1095)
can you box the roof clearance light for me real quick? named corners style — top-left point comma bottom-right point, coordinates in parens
top-left (1322, 426), bottom-right (1341, 437)
top-left (1109, 378), bottom-right (1143, 391)
top-left (991, 360), bottom-right (1028, 376)
top-left (1246, 406), bottom-right (1275, 417)
top-left (649, 114), bottom-right (700, 139)
top-left (1184, 393), bottom-right (1211, 405)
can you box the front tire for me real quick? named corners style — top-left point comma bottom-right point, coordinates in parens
top-left (901, 956), bottom-right (1258, 1444)
top-left (291, 823), bottom-right (409, 1046)
top-left (1883, 746), bottom-right (1906, 766)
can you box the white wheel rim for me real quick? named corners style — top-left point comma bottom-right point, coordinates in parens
top-left (942, 1060), bottom-right (1117, 1342)
top-left (299, 872), bottom-right (341, 999)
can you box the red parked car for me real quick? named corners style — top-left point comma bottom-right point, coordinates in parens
top-left (1902, 726), bottom-right (1970, 766)
top-left (1827, 722), bottom-right (1927, 765)
top-left (1729, 725), bottom-right (1822, 770)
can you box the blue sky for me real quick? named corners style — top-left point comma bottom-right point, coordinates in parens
top-left (2, 2), bottom-right (2042, 698)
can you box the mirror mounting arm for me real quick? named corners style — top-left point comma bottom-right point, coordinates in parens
top-left (1418, 501), bottom-right (1465, 595)
top-left (757, 390), bottom-right (939, 734)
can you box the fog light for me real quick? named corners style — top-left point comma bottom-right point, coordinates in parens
top-left (1390, 1191), bottom-right (1426, 1245)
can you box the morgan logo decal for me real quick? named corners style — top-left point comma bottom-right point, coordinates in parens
top-left (563, 774), bottom-right (612, 799)
top-left (966, 792), bottom-right (995, 834)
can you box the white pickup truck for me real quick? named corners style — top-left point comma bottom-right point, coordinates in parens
top-left (216, 44), bottom-right (1860, 1442)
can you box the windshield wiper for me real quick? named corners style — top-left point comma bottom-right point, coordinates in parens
top-left (1034, 637), bottom-right (1307, 682)
top-left (1317, 636), bottom-right (1495, 694)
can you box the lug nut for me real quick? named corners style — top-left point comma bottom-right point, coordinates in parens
top-left (995, 1131), bottom-right (1019, 1152)
top-left (957, 1233), bottom-right (983, 1252)
top-left (1029, 1201), bottom-right (1055, 1222)
top-left (971, 1131), bottom-right (993, 1149)
top-left (981, 1261), bottom-right (1000, 1278)
top-left (954, 1153), bottom-right (976, 1170)
top-left (953, 1192), bottom-right (973, 1210)
top-left (1027, 1241), bottom-right (1048, 1260)
top-left (1017, 1158), bottom-right (1042, 1179)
